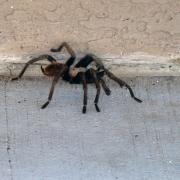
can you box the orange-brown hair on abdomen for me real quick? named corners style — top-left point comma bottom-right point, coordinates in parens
top-left (41, 63), bottom-right (64, 77)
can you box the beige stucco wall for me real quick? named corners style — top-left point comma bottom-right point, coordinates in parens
top-left (1, 0), bottom-right (180, 56)
top-left (0, 0), bottom-right (180, 76)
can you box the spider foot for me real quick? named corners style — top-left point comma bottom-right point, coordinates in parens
top-left (82, 106), bottom-right (86, 114)
top-left (134, 97), bottom-right (142, 103)
top-left (11, 77), bottom-right (19, 81)
top-left (50, 48), bottom-right (59, 52)
top-left (95, 104), bottom-right (100, 112)
top-left (41, 101), bottom-right (49, 109)
top-left (104, 88), bottom-right (111, 96)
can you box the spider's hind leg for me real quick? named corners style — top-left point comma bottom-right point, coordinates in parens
top-left (99, 78), bottom-right (111, 96)
top-left (104, 68), bottom-right (142, 103)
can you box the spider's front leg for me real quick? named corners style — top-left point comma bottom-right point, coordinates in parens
top-left (11, 55), bottom-right (56, 81)
top-left (50, 42), bottom-right (76, 67)
top-left (50, 42), bottom-right (75, 56)
top-left (41, 66), bottom-right (67, 109)
top-left (79, 72), bottom-right (88, 114)
top-left (41, 75), bottom-right (59, 109)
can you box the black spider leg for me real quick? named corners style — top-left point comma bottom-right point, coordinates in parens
top-left (41, 66), bottom-right (67, 109)
top-left (99, 78), bottom-right (111, 96)
top-left (90, 69), bottom-right (101, 112)
top-left (79, 72), bottom-right (88, 114)
top-left (104, 68), bottom-right (142, 103)
top-left (79, 55), bottom-right (110, 96)
top-left (11, 55), bottom-right (56, 81)
top-left (50, 42), bottom-right (76, 67)
top-left (75, 54), bottom-right (94, 68)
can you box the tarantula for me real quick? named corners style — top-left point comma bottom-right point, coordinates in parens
top-left (11, 42), bottom-right (142, 113)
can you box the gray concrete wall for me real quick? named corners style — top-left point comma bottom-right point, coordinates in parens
top-left (1, 77), bottom-right (180, 180)
top-left (0, 0), bottom-right (180, 76)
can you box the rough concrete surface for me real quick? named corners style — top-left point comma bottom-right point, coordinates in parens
top-left (0, 77), bottom-right (180, 180)
top-left (0, 0), bottom-right (180, 77)
top-left (0, 0), bottom-right (180, 56)
top-left (0, 1), bottom-right (180, 180)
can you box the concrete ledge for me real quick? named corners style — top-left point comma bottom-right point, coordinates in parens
top-left (1, 53), bottom-right (180, 78)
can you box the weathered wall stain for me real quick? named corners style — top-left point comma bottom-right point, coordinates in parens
top-left (171, 58), bottom-right (180, 65)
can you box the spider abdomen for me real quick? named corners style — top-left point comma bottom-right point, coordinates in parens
top-left (65, 69), bottom-right (105, 84)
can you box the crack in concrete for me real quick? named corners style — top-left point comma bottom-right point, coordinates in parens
top-left (4, 81), bottom-right (14, 180)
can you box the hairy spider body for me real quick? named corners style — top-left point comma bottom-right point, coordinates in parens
top-left (41, 62), bottom-right (104, 84)
top-left (11, 42), bottom-right (142, 113)
top-left (41, 54), bottom-right (105, 84)
top-left (41, 63), bottom-right (64, 77)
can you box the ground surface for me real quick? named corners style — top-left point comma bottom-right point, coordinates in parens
top-left (0, 77), bottom-right (180, 180)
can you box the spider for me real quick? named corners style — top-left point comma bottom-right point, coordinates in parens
top-left (11, 42), bottom-right (142, 113)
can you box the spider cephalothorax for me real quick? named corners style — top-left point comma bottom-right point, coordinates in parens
top-left (41, 62), bottom-right (65, 77)
top-left (11, 42), bottom-right (142, 113)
